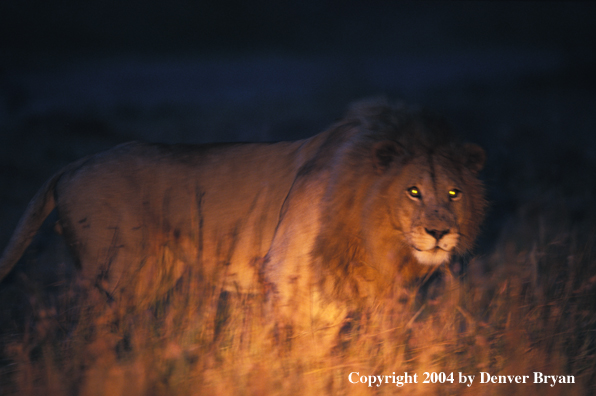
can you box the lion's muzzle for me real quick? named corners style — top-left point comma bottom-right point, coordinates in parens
top-left (409, 226), bottom-right (459, 265)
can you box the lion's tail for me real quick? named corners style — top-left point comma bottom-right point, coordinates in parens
top-left (0, 156), bottom-right (89, 282)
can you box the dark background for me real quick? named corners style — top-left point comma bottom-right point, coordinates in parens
top-left (1, 1), bottom-right (595, 254)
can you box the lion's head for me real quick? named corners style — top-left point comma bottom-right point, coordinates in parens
top-left (382, 143), bottom-right (486, 267)
top-left (311, 100), bottom-right (486, 295)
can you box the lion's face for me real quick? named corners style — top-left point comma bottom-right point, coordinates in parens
top-left (387, 153), bottom-right (480, 266)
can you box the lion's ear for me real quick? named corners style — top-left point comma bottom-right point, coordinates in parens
top-left (462, 143), bottom-right (486, 174)
top-left (372, 141), bottom-right (406, 174)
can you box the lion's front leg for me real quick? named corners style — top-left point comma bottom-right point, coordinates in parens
top-left (266, 273), bottom-right (349, 358)
top-left (265, 245), bottom-right (351, 358)
top-left (263, 174), bottom-right (346, 356)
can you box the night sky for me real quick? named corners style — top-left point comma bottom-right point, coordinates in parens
top-left (1, 1), bottom-right (594, 56)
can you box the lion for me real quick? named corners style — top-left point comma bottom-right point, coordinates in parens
top-left (0, 100), bottom-right (486, 348)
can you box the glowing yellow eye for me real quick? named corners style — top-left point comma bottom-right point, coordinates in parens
top-left (448, 189), bottom-right (461, 200)
top-left (408, 187), bottom-right (421, 198)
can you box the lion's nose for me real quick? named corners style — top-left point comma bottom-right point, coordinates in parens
top-left (425, 228), bottom-right (449, 241)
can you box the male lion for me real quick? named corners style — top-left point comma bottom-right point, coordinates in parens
top-left (0, 100), bottom-right (485, 346)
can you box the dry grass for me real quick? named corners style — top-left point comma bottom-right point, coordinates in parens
top-left (1, 207), bottom-right (595, 396)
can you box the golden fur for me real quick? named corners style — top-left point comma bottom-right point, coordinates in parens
top-left (0, 100), bottom-right (486, 333)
